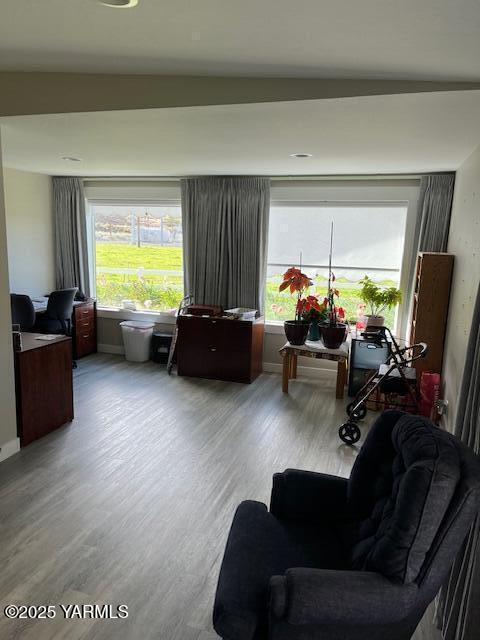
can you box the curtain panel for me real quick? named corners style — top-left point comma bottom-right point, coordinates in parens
top-left (181, 176), bottom-right (270, 314)
top-left (417, 174), bottom-right (456, 252)
top-left (436, 283), bottom-right (480, 640)
top-left (406, 173), bottom-right (456, 315)
top-left (53, 177), bottom-right (90, 297)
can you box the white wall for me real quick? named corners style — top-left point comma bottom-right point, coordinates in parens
top-left (442, 144), bottom-right (480, 432)
top-left (0, 129), bottom-right (20, 461)
top-left (4, 168), bottom-right (54, 296)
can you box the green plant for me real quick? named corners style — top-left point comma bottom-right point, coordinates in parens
top-left (359, 275), bottom-right (402, 317)
top-left (266, 275), bottom-right (397, 325)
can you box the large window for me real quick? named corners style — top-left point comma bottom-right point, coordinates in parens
top-left (91, 203), bottom-right (183, 312)
top-left (266, 203), bottom-right (408, 327)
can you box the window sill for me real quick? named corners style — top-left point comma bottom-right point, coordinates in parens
top-left (97, 307), bottom-right (177, 324)
top-left (264, 321), bottom-right (286, 335)
top-left (97, 309), bottom-right (286, 333)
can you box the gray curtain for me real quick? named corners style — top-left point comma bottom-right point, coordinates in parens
top-left (53, 177), bottom-right (90, 297)
top-left (407, 174), bottom-right (456, 312)
top-left (181, 176), bottom-right (270, 314)
top-left (417, 174), bottom-right (455, 252)
top-left (435, 282), bottom-right (480, 639)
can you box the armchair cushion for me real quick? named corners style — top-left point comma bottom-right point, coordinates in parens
top-left (271, 567), bottom-right (418, 626)
top-left (270, 469), bottom-right (349, 523)
top-left (349, 413), bottom-right (461, 583)
top-left (213, 500), bottom-right (347, 640)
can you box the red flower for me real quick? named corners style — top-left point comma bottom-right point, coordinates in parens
top-left (297, 295), bottom-right (327, 318)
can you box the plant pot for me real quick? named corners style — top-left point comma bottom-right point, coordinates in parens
top-left (366, 315), bottom-right (385, 328)
top-left (308, 319), bottom-right (321, 341)
top-left (284, 320), bottom-right (310, 346)
top-left (321, 323), bottom-right (347, 349)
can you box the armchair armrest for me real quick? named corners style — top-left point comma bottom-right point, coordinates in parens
top-left (270, 469), bottom-right (349, 523)
top-left (270, 568), bottom-right (418, 626)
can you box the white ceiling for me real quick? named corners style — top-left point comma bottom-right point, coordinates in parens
top-left (0, 0), bottom-right (479, 80)
top-left (3, 91), bottom-right (480, 176)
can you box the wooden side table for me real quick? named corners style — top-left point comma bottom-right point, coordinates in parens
top-left (279, 339), bottom-right (350, 399)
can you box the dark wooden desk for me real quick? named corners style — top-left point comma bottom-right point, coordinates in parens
top-left (14, 333), bottom-right (74, 446)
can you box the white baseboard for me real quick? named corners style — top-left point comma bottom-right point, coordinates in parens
top-left (98, 343), bottom-right (125, 355)
top-left (0, 437), bottom-right (20, 463)
top-left (263, 362), bottom-right (334, 380)
top-left (96, 346), bottom-right (337, 380)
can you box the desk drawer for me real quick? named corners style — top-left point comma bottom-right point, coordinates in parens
top-left (76, 330), bottom-right (96, 358)
top-left (77, 318), bottom-right (94, 332)
top-left (75, 303), bottom-right (95, 321)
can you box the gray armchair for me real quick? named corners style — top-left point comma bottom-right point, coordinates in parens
top-left (213, 411), bottom-right (480, 640)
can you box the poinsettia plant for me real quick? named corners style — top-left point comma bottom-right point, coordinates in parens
top-left (279, 267), bottom-right (315, 321)
top-left (298, 295), bottom-right (328, 322)
top-left (324, 271), bottom-right (345, 326)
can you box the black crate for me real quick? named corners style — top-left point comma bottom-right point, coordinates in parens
top-left (151, 332), bottom-right (173, 364)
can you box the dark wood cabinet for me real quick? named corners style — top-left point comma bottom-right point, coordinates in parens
top-left (15, 333), bottom-right (74, 446)
top-left (73, 299), bottom-right (97, 358)
top-left (176, 315), bottom-right (264, 383)
top-left (409, 252), bottom-right (454, 378)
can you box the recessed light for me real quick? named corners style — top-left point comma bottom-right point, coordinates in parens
top-left (98, 0), bottom-right (139, 7)
top-left (62, 156), bottom-right (82, 162)
top-left (290, 153), bottom-right (313, 158)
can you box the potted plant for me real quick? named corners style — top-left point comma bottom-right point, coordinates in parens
top-left (319, 222), bottom-right (348, 349)
top-left (320, 276), bottom-right (347, 349)
top-left (298, 295), bottom-right (327, 341)
top-left (279, 267), bottom-right (314, 345)
top-left (359, 276), bottom-right (402, 327)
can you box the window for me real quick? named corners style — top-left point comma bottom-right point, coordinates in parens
top-left (266, 203), bottom-right (408, 328)
top-left (91, 203), bottom-right (183, 312)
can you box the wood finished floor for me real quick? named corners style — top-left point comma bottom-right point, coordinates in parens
top-left (0, 354), bottom-right (431, 640)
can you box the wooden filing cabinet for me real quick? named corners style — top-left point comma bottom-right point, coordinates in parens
top-left (176, 315), bottom-right (264, 383)
top-left (410, 252), bottom-right (454, 378)
top-left (73, 299), bottom-right (97, 358)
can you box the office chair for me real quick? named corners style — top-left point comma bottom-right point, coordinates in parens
top-left (10, 294), bottom-right (36, 331)
top-left (34, 288), bottom-right (78, 335)
top-left (213, 411), bottom-right (480, 640)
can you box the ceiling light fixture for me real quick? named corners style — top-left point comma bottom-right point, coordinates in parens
top-left (290, 153), bottom-right (313, 158)
top-left (62, 156), bottom-right (82, 162)
top-left (98, 0), bottom-right (139, 8)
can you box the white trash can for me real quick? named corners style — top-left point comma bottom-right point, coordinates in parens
top-left (120, 321), bottom-right (155, 362)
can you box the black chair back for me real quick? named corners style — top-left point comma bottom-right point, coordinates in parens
top-left (46, 288), bottom-right (78, 321)
top-left (46, 288), bottom-right (78, 334)
top-left (10, 294), bottom-right (36, 331)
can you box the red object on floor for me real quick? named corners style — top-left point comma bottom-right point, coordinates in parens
top-left (420, 372), bottom-right (441, 421)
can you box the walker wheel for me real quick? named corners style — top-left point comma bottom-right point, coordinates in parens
top-left (346, 401), bottom-right (367, 420)
top-left (339, 421), bottom-right (361, 445)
